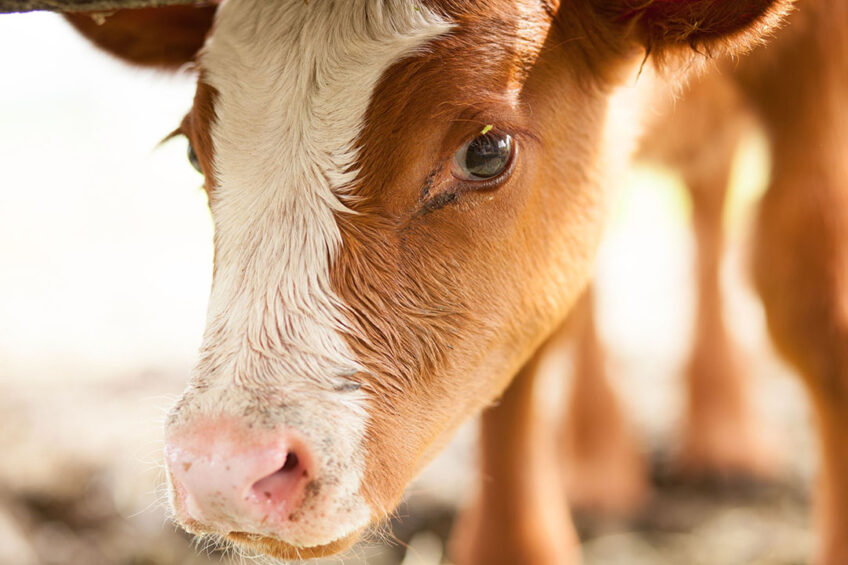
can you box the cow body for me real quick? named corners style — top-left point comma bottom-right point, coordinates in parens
top-left (60, 1), bottom-right (848, 563)
top-left (563, 6), bottom-right (848, 564)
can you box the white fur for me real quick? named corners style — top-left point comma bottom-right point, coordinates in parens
top-left (176, 0), bottom-right (451, 548)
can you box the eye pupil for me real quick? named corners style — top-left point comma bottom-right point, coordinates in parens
top-left (465, 135), bottom-right (510, 178)
top-left (187, 142), bottom-right (202, 173)
top-left (453, 132), bottom-right (514, 181)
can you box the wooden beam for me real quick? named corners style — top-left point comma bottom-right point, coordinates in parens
top-left (0, 0), bottom-right (202, 13)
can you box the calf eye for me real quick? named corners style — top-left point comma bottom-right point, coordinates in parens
top-left (451, 131), bottom-right (514, 182)
top-left (187, 142), bottom-right (202, 173)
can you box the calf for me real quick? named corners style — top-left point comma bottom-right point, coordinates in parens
top-left (61, 1), bottom-right (848, 563)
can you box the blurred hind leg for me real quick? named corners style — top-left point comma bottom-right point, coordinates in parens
top-left (677, 130), bottom-right (775, 478)
top-left (560, 286), bottom-right (649, 513)
top-left (451, 323), bottom-right (580, 565)
top-left (751, 154), bottom-right (848, 564)
top-left (642, 71), bottom-right (774, 478)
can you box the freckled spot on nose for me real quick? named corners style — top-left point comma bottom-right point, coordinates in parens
top-left (183, 462), bottom-right (192, 472)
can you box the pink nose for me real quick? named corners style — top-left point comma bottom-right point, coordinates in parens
top-left (165, 419), bottom-right (314, 532)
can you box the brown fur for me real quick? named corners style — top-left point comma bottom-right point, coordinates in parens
top-left (556, 0), bottom-right (795, 77)
top-left (64, 6), bottom-right (216, 69)
top-left (734, 3), bottom-right (848, 562)
top-left (329, 1), bottom-right (614, 523)
top-left (607, 0), bottom-right (788, 53)
top-left (179, 78), bottom-right (217, 189)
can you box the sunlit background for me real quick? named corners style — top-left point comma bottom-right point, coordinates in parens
top-left (0, 11), bottom-right (816, 565)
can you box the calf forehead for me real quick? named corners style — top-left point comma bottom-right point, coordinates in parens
top-left (199, 0), bottom-right (453, 277)
top-left (202, 0), bottom-right (451, 205)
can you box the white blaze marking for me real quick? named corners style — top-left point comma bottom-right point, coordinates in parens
top-left (189, 0), bottom-right (451, 547)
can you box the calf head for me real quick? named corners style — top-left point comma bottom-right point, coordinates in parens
top-left (68, 0), bottom-right (791, 559)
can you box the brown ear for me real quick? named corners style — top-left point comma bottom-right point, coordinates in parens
top-left (64, 5), bottom-right (216, 70)
top-left (586, 0), bottom-right (795, 59)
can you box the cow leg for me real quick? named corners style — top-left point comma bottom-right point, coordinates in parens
top-left (560, 286), bottom-right (648, 513)
top-left (639, 68), bottom-right (772, 478)
top-left (451, 327), bottom-right (579, 565)
top-left (747, 99), bottom-right (848, 565)
top-left (731, 4), bottom-right (848, 561)
top-left (677, 133), bottom-right (774, 478)
top-left (751, 151), bottom-right (848, 564)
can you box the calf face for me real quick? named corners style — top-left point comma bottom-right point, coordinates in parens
top-left (67, 0), bottom-right (792, 559)
top-left (167, 3), bottom-right (604, 556)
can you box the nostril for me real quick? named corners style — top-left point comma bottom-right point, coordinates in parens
top-left (249, 450), bottom-right (309, 508)
top-left (280, 451), bottom-right (299, 473)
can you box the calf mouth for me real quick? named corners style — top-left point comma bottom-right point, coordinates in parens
top-left (226, 529), bottom-right (362, 560)
top-left (171, 482), bottom-right (368, 560)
